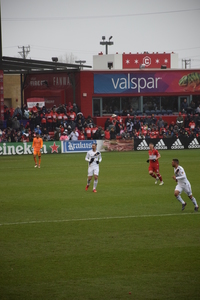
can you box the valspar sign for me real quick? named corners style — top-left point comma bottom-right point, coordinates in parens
top-left (94, 73), bottom-right (167, 94)
top-left (94, 71), bottom-right (200, 94)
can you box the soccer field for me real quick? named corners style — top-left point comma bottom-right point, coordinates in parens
top-left (0, 150), bottom-right (199, 300)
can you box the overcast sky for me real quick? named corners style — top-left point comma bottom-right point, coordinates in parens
top-left (1, 0), bottom-right (200, 68)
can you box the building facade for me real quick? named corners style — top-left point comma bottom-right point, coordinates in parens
top-left (23, 69), bottom-right (200, 118)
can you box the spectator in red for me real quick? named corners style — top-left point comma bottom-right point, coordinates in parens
top-left (104, 127), bottom-right (110, 140)
top-left (57, 111), bottom-right (64, 127)
top-left (85, 125), bottom-right (92, 140)
top-left (60, 125), bottom-right (64, 135)
top-left (189, 119), bottom-right (196, 130)
top-left (10, 107), bottom-right (14, 118)
top-left (62, 113), bottom-right (68, 127)
top-left (78, 128), bottom-right (86, 140)
top-left (150, 127), bottom-right (158, 139)
top-left (142, 124), bottom-right (148, 136)
top-left (46, 109), bottom-right (53, 131)
top-left (31, 105), bottom-right (38, 114)
top-left (68, 109), bottom-right (76, 122)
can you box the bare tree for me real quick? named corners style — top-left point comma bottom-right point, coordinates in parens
top-left (58, 53), bottom-right (77, 63)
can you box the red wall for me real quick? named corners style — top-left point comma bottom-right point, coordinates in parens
top-left (78, 71), bottom-right (94, 117)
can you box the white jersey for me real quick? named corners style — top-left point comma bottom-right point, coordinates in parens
top-left (174, 165), bottom-right (189, 185)
top-left (85, 149), bottom-right (102, 166)
top-left (69, 131), bottom-right (79, 141)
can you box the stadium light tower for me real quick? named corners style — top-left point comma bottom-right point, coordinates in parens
top-left (100, 36), bottom-right (114, 55)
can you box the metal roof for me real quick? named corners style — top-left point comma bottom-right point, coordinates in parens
top-left (1, 56), bottom-right (92, 74)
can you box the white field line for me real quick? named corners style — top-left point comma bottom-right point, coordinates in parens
top-left (0, 212), bottom-right (199, 226)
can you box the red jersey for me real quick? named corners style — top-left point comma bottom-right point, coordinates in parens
top-left (52, 112), bottom-right (58, 123)
top-left (41, 114), bottom-right (47, 124)
top-left (63, 114), bottom-right (68, 122)
top-left (148, 149), bottom-right (159, 163)
top-left (78, 132), bottom-right (85, 140)
top-left (85, 127), bottom-right (92, 138)
top-left (68, 111), bottom-right (76, 121)
top-left (91, 126), bottom-right (98, 136)
top-left (46, 112), bottom-right (53, 123)
top-left (104, 130), bottom-right (110, 140)
top-left (57, 113), bottom-right (64, 122)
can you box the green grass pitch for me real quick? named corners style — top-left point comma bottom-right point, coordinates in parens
top-left (0, 150), bottom-right (199, 300)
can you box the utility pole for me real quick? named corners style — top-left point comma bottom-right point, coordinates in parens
top-left (182, 59), bottom-right (191, 69)
top-left (18, 45), bottom-right (30, 59)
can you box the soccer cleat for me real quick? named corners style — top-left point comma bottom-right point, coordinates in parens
top-left (93, 189), bottom-right (97, 193)
top-left (194, 206), bottom-right (199, 212)
top-left (34, 164), bottom-right (38, 168)
top-left (85, 185), bottom-right (89, 191)
top-left (38, 165), bottom-right (40, 168)
top-left (155, 177), bottom-right (159, 184)
top-left (159, 181), bottom-right (164, 186)
top-left (182, 202), bottom-right (187, 211)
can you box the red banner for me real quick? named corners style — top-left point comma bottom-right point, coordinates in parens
top-left (123, 53), bottom-right (171, 69)
top-left (0, 70), bottom-right (4, 120)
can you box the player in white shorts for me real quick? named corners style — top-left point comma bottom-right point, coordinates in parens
top-left (172, 159), bottom-right (198, 211)
top-left (85, 142), bottom-right (102, 193)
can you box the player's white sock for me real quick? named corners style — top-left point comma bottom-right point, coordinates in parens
top-left (87, 179), bottom-right (91, 186)
top-left (176, 195), bottom-right (185, 204)
top-left (190, 196), bottom-right (197, 207)
top-left (93, 179), bottom-right (98, 190)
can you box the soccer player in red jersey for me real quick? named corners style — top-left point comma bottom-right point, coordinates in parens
top-left (147, 142), bottom-right (164, 185)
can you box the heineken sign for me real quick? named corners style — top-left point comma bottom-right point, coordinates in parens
top-left (0, 141), bottom-right (61, 155)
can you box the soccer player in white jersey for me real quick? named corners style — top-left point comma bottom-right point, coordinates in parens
top-left (85, 142), bottom-right (102, 193)
top-left (172, 159), bottom-right (198, 211)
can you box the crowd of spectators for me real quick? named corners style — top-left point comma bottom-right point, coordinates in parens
top-left (0, 101), bottom-right (200, 143)
top-left (103, 111), bottom-right (200, 140)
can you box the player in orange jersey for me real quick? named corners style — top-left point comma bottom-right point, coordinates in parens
top-left (32, 132), bottom-right (43, 168)
top-left (147, 142), bottom-right (164, 185)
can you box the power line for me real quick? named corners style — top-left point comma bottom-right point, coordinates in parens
top-left (2, 8), bottom-right (200, 22)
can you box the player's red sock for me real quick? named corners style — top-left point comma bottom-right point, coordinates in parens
top-left (150, 173), bottom-right (156, 179)
top-left (157, 174), bottom-right (163, 181)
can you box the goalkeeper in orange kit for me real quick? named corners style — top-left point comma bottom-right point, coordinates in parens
top-left (32, 132), bottom-right (43, 168)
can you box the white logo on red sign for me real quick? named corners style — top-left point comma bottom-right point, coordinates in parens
top-left (143, 56), bottom-right (151, 67)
